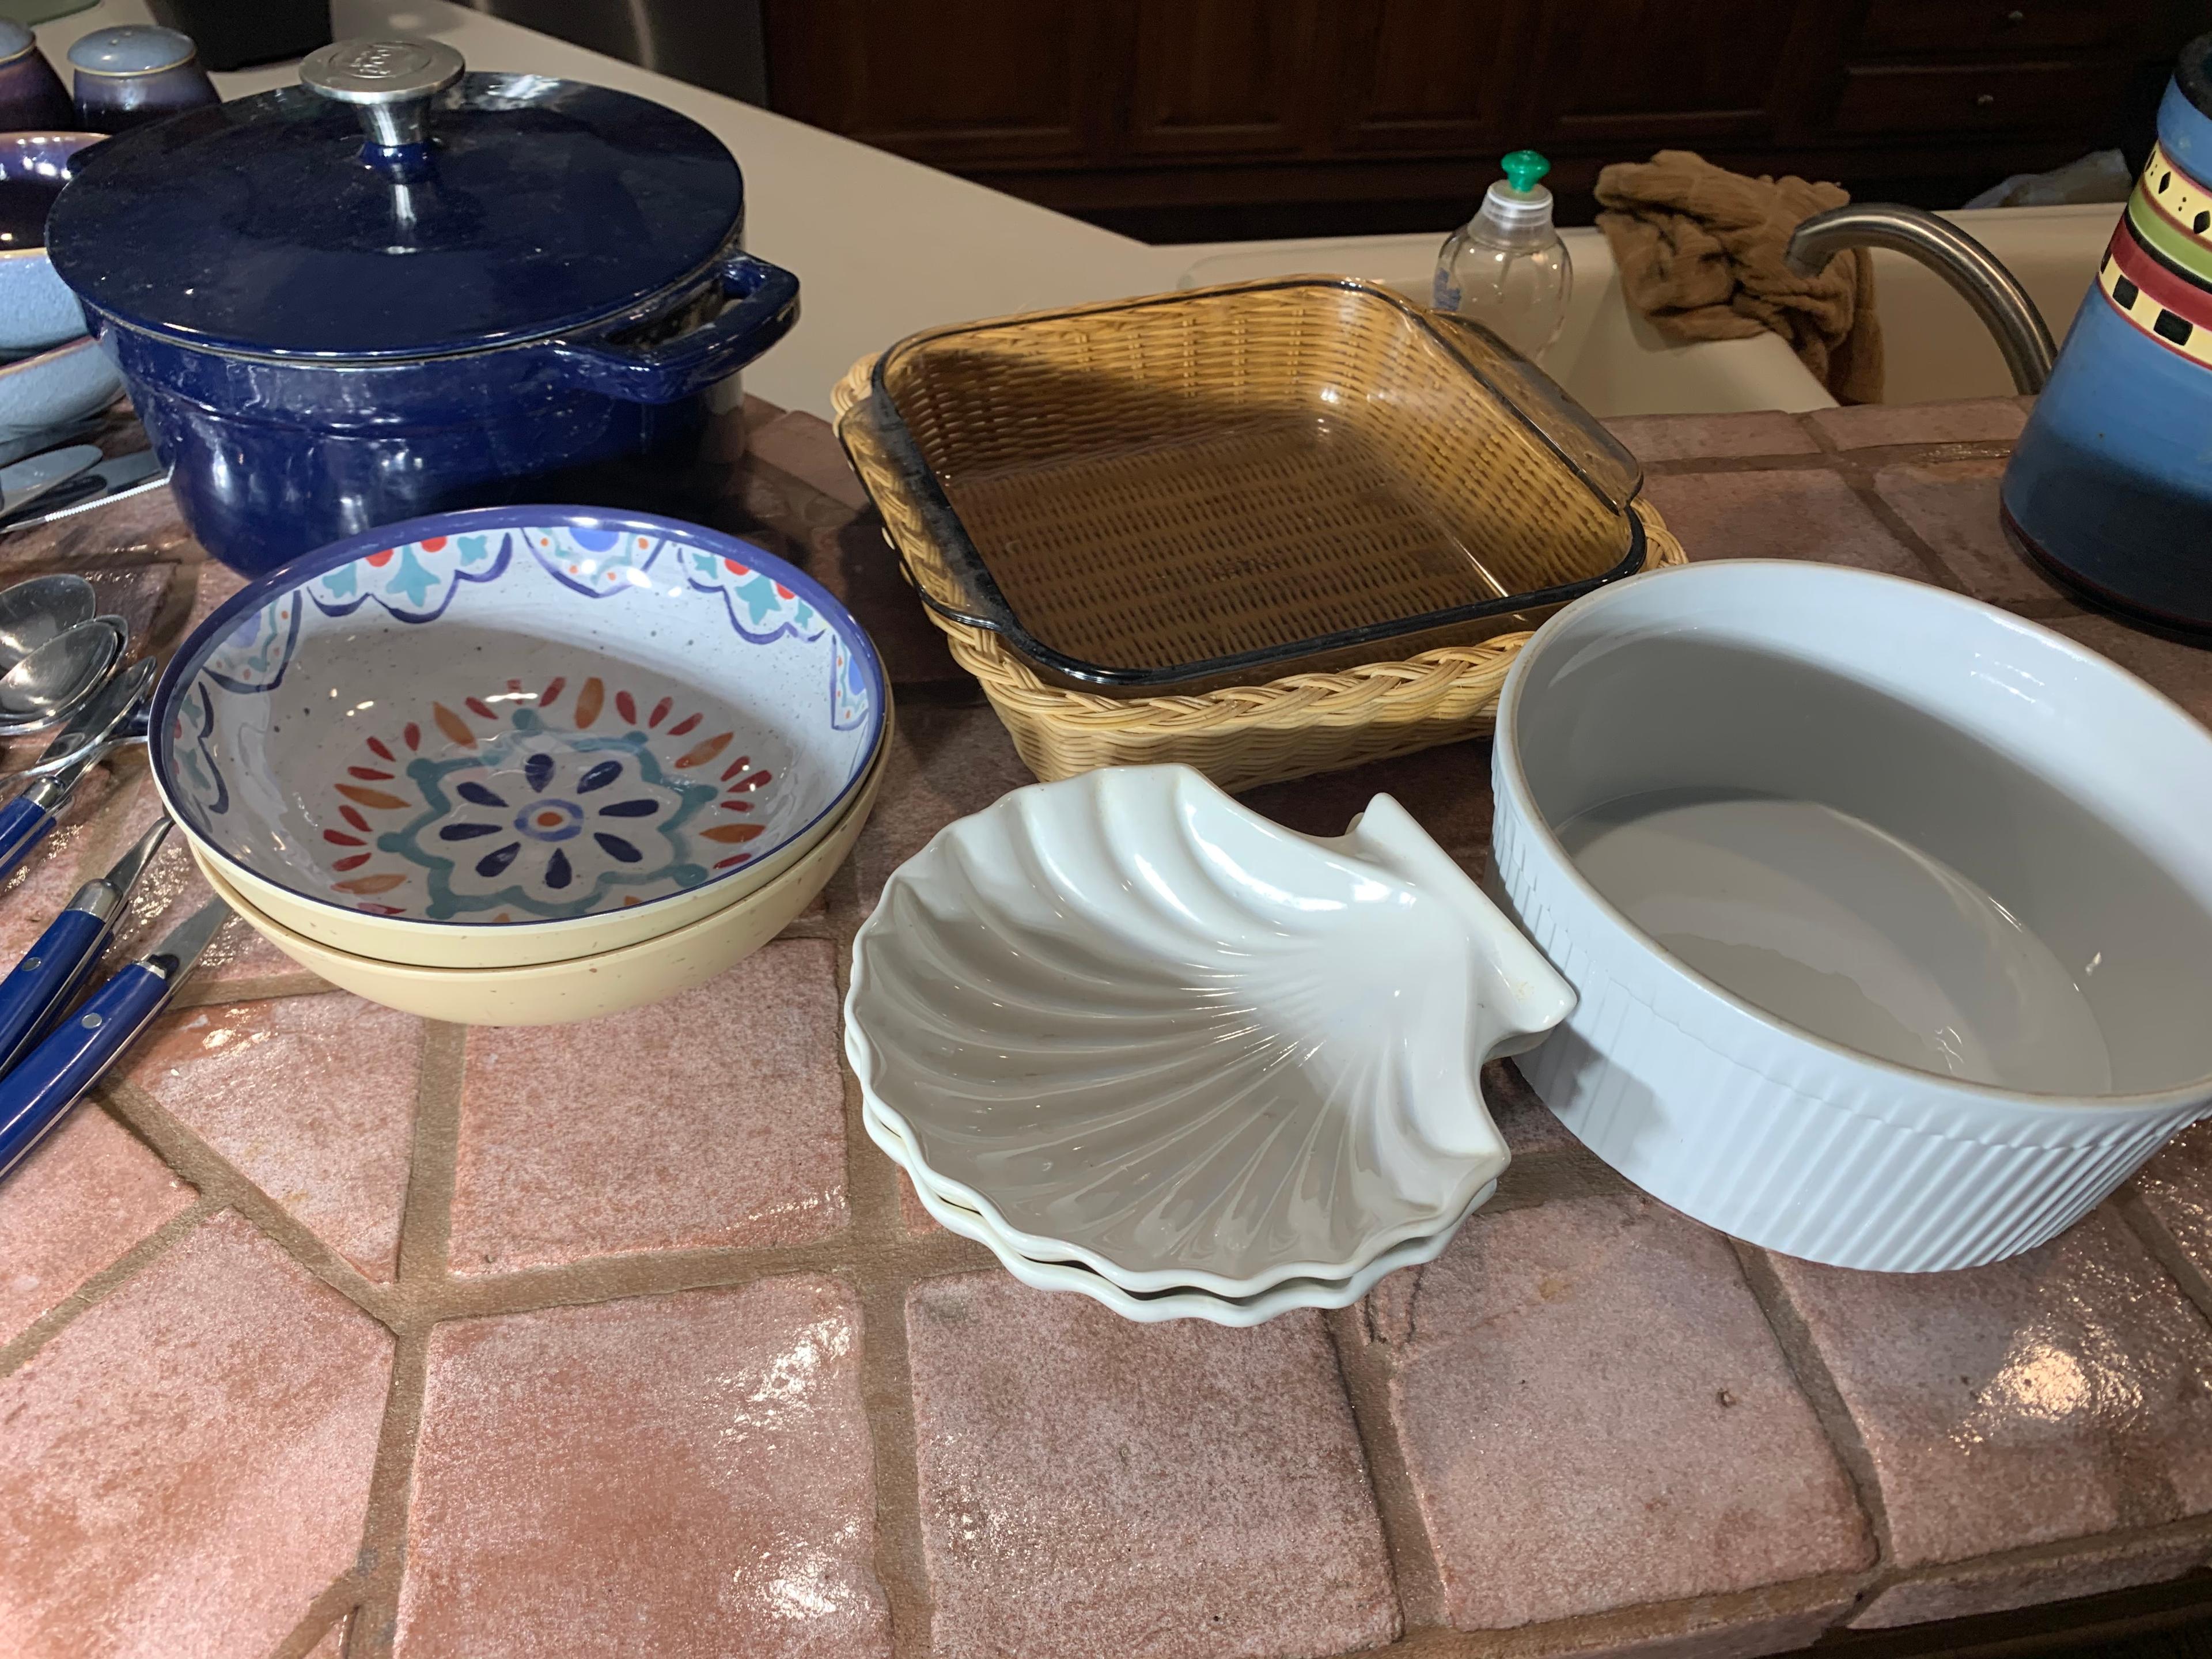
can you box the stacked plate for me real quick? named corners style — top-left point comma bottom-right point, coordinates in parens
top-left (844, 764), bottom-right (1576, 1324)
top-left (151, 506), bottom-right (888, 1024)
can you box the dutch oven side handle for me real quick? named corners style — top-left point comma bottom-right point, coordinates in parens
top-left (547, 252), bottom-right (801, 405)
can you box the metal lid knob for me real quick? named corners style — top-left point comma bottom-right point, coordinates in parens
top-left (301, 39), bottom-right (464, 149)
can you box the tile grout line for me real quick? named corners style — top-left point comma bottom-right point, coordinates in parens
top-left (393, 1022), bottom-right (468, 1287)
top-left (327, 1018), bottom-right (470, 1659)
top-left (1868, 1509), bottom-right (2212, 1604)
top-left (1309, 1569), bottom-right (1876, 1659)
top-left (1728, 1236), bottom-right (1894, 1593)
top-left (5, 990), bottom-right (418, 1373)
top-left (340, 1328), bottom-right (433, 1659)
top-left (1642, 450), bottom-right (1841, 478)
top-left (414, 1224), bottom-right (997, 1317)
top-left (1322, 1302), bottom-right (1445, 1631)
top-left (1825, 449), bottom-right (1972, 595)
top-left (2112, 1188), bottom-right (2212, 1328)
top-left (171, 974), bottom-right (338, 1012)
top-left (263, 1576), bottom-right (360, 1659)
top-left (0, 1188), bottom-right (219, 1377)
top-left (827, 875), bottom-right (939, 1659)
top-left (855, 1275), bottom-right (935, 1659)
top-left (96, 1072), bottom-right (408, 1327)
top-left (1484, 1144), bottom-right (1634, 1211)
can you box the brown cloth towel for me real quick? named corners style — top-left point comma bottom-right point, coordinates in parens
top-left (1594, 150), bottom-right (1884, 404)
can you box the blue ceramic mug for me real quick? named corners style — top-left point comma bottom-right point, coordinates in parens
top-left (69, 25), bottom-right (219, 134)
top-left (2001, 33), bottom-right (2212, 633)
top-left (0, 20), bottom-right (75, 134)
top-left (0, 131), bottom-right (108, 357)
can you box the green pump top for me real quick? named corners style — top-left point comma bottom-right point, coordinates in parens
top-left (1499, 149), bottom-right (1551, 197)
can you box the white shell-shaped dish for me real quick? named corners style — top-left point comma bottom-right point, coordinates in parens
top-left (862, 1096), bottom-right (1490, 1325)
top-left (845, 764), bottom-right (1574, 1298)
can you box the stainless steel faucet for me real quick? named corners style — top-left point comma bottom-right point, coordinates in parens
top-left (1786, 203), bottom-right (2058, 395)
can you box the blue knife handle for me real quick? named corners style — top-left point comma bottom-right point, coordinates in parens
top-left (0, 961), bottom-right (168, 1181)
top-left (0, 906), bottom-right (108, 1074)
top-left (0, 794), bottom-right (55, 885)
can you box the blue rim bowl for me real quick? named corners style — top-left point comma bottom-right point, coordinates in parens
top-left (151, 505), bottom-right (888, 966)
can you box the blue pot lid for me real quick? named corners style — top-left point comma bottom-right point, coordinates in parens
top-left (46, 69), bottom-right (745, 361)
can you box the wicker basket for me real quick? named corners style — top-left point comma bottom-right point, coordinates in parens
top-left (862, 279), bottom-right (1654, 695)
top-left (832, 352), bottom-right (1687, 793)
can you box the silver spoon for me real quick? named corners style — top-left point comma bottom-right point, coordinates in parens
top-left (0, 573), bottom-right (94, 668)
top-left (0, 619), bottom-right (120, 729)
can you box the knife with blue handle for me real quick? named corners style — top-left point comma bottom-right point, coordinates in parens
top-left (0, 897), bottom-right (225, 1182)
top-left (0, 814), bottom-right (172, 1075)
top-left (0, 656), bottom-right (157, 885)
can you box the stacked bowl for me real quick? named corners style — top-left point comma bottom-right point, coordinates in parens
top-left (154, 506), bottom-right (888, 1023)
top-left (845, 765), bottom-right (1576, 1323)
top-left (0, 127), bottom-right (127, 445)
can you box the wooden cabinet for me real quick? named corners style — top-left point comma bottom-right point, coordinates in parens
top-left (762, 0), bottom-right (2202, 240)
top-left (1125, 0), bottom-right (1327, 157)
top-left (1523, 0), bottom-right (1802, 143)
top-left (761, 0), bottom-right (1115, 168)
top-left (1852, 0), bottom-right (2126, 58)
top-left (1832, 59), bottom-right (2135, 135)
top-left (1329, 0), bottom-right (1520, 155)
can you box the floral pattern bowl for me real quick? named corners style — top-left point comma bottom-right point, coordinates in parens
top-left (187, 719), bottom-right (889, 1024)
top-left (151, 506), bottom-right (885, 969)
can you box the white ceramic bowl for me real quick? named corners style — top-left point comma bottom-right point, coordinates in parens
top-left (1492, 560), bottom-right (2212, 1271)
top-left (845, 763), bottom-right (1572, 1298)
top-left (193, 720), bottom-right (887, 1025)
top-left (862, 1094), bottom-right (1492, 1325)
top-left (152, 507), bottom-right (885, 968)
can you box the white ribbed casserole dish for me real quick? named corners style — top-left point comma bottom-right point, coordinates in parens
top-left (1490, 560), bottom-right (2212, 1272)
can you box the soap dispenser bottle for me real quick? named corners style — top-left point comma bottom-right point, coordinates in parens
top-left (1434, 149), bottom-right (1573, 362)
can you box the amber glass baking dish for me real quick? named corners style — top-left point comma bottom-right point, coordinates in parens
top-left (853, 278), bottom-right (1645, 695)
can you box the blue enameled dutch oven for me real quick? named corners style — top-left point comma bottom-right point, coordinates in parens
top-left (43, 39), bottom-right (798, 575)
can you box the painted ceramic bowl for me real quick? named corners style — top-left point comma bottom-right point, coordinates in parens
top-left (153, 507), bottom-right (886, 969)
top-left (846, 764), bottom-right (1574, 1298)
top-left (0, 133), bottom-right (105, 356)
top-left (190, 725), bottom-right (887, 1025)
top-left (0, 334), bottom-right (123, 444)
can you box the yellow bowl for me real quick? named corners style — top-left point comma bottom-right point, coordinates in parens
top-left (177, 699), bottom-right (892, 971)
top-left (190, 739), bottom-right (884, 1025)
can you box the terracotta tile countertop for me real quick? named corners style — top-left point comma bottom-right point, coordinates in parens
top-left (5, 396), bottom-right (2212, 1659)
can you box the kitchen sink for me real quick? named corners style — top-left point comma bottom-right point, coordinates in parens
top-left (1173, 203), bottom-right (2118, 419)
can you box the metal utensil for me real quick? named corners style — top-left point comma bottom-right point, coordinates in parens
top-left (0, 449), bottom-right (166, 532)
top-left (0, 813), bottom-right (170, 1074)
top-left (0, 896), bottom-right (225, 1181)
top-left (0, 616), bottom-right (119, 728)
top-left (0, 443), bottom-right (100, 520)
top-left (0, 571), bottom-right (93, 664)
top-left (0, 655), bottom-right (157, 882)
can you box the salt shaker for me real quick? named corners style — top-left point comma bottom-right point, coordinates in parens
top-left (69, 25), bottom-right (218, 135)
